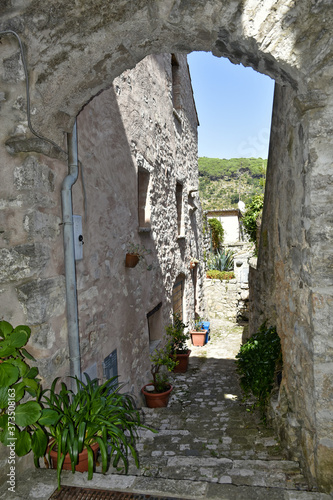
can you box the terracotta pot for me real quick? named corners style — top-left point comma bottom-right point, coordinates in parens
top-left (125, 253), bottom-right (139, 268)
top-left (141, 384), bottom-right (173, 408)
top-left (48, 441), bottom-right (99, 472)
top-left (172, 350), bottom-right (191, 373)
top-left (190, 329), bottom-right (207, 347)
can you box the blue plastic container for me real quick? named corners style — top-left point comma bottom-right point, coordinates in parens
top-left (200, 321), bottom-right (210, 344)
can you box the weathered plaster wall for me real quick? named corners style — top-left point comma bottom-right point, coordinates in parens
top-left (0, 0), bottom-right (333, 492)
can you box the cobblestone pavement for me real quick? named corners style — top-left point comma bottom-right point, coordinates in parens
top-left (1, 320), bottom-right (331, 499)
top-left (105, 319), bottom-right (330, 499)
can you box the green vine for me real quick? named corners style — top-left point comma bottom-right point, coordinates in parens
top-left (235, 323), bottom-right (282, 421)
top-left (208, 218), bottom-right (224, 252)
top-left (242, 194), bottom-right (264, 248)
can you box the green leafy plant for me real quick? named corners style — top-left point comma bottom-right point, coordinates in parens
top-left (207, 249), bottom-right (234, 271)
top-left (235, 323), bottom-right (282, 421)
top-left (0, 320), bottom-right (46, 461)
top-left (242, 194), bottom-right (264, 247)
top-left (39, 375), bottom-right (148, 489)
top-left (206, 270), bottom-right (235, 280)
top-left (193, 317), bottom-right (206, 332)
top-left (149, 343), bottom-right (178, 393)
top-left (165, 314), bottom-right (189, 354)
top-left (208, 218), bottom-right (224, 252)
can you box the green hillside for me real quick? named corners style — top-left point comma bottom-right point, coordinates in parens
top-left (198, 157), bottom-right (266, 210)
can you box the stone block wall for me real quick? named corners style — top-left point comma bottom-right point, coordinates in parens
top-left (249, 82), bottom-right (333, 492)
top-left (204, 278), bottom-right (238, 321)
top-left (204, 243), bottom-right (251, 322)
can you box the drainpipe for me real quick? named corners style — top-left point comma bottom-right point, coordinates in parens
top-left (61, 119), bottom-right (81, 384)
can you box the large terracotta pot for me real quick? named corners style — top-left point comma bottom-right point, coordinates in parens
top-left (172, 350), bottom-right (191, 373)
top-left (141, 384), bottom-right (173, 408)
top-left (190, 329), bottom-right (207, 347)
top-left (48, 441), bottom-right (99, 472)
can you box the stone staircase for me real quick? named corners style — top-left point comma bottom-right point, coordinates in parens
top-left (103, 320), bottom-right (323, 497)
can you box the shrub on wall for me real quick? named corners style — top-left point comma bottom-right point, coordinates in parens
top-left (242, 194), bottom-right (264, 247)
top-left (235, 323), bottom-right (282, 421)
top-left (206, 270), bottom-right (235, 280)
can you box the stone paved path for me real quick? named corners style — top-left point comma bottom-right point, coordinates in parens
top-left (1, 320), bottom-right (331, 499)
top-left (104, 319), bottom-right (329, 499)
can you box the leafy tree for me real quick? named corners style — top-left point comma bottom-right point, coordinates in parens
top-left (208, 218), bottom-right (224, 252)
top-left (242, 194), bottom-right (264, 246)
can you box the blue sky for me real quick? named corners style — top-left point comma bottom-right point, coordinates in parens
top-left (187, 51), bottom-right (275, 160)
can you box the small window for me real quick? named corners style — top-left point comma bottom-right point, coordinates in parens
top-left (176, 181), bottom-right (183, 236)
top-left (171, 54), bottom-right (181, 110)
top-left (147, 302), bottom-right (163, 352)
top-left (138, 168), bottom-right (151, 229)
top-left (173, 276), bottom-right (184, 320)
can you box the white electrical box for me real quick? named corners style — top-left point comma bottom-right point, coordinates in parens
top-left (73, 215), bottom-right (83, 260)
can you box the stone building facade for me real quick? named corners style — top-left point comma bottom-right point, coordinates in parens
top-left (0, 0), bottom-right (333, 493)
top-left (0, 51), bottom-right (204, 477)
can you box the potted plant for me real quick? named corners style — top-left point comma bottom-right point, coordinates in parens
top-left (165, 314), bottom-right (191, 373)
top-left (141, 343), bottom-right (177, 408)
top-left (190, 318), bottom-right (208, 347)
top-left (0, 320), bottom-right (47, 464)
top-left (125, 242), bottom-right (152, 269)
top-left (38, 375), bottom-right (148, 489)
top-left (189, 256), bottom-right (199, 270)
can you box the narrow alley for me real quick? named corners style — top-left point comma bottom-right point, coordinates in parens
top-left (2, 320), bottom-right (330, 500)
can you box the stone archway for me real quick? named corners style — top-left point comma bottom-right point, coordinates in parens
top-left (1, 0), bottom-right (332, 493)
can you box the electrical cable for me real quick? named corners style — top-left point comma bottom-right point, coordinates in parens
top-left (0, 29), bottom-right (67, 156)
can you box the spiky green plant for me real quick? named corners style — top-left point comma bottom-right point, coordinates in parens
top-left (207, 249), bottom-right (234, 272)
top-left (39, 375), bottom-right (149, 489)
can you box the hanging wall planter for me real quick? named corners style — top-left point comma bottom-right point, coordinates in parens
top-left (189, 257), bottom-right (199, 270)
top-left (125, 253), bottom-right (140, 268)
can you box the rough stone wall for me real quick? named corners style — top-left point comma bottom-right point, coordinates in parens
top-left (0, 0), bottom-right (333, 493)
top-left (204, 279), bottom-right (238, 321)
top-left (204, 244), bottom-right (251, 322)
top-left (249, 82), bottom-right (333, 492)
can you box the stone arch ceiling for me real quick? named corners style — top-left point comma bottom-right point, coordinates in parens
top-left (1, 0), bottom-right (332, 144)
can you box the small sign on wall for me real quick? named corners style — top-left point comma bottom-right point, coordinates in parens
top-left (103, 349), bottom-right (118, 389)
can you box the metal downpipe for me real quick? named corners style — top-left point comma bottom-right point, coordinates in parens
top-left (62, 120), bottom-right (81, 383)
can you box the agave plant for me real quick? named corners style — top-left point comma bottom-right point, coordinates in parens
top-left (207, 249), bottom-right (234, 272)
top-left (38, 375), bottom-right (149, 489)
